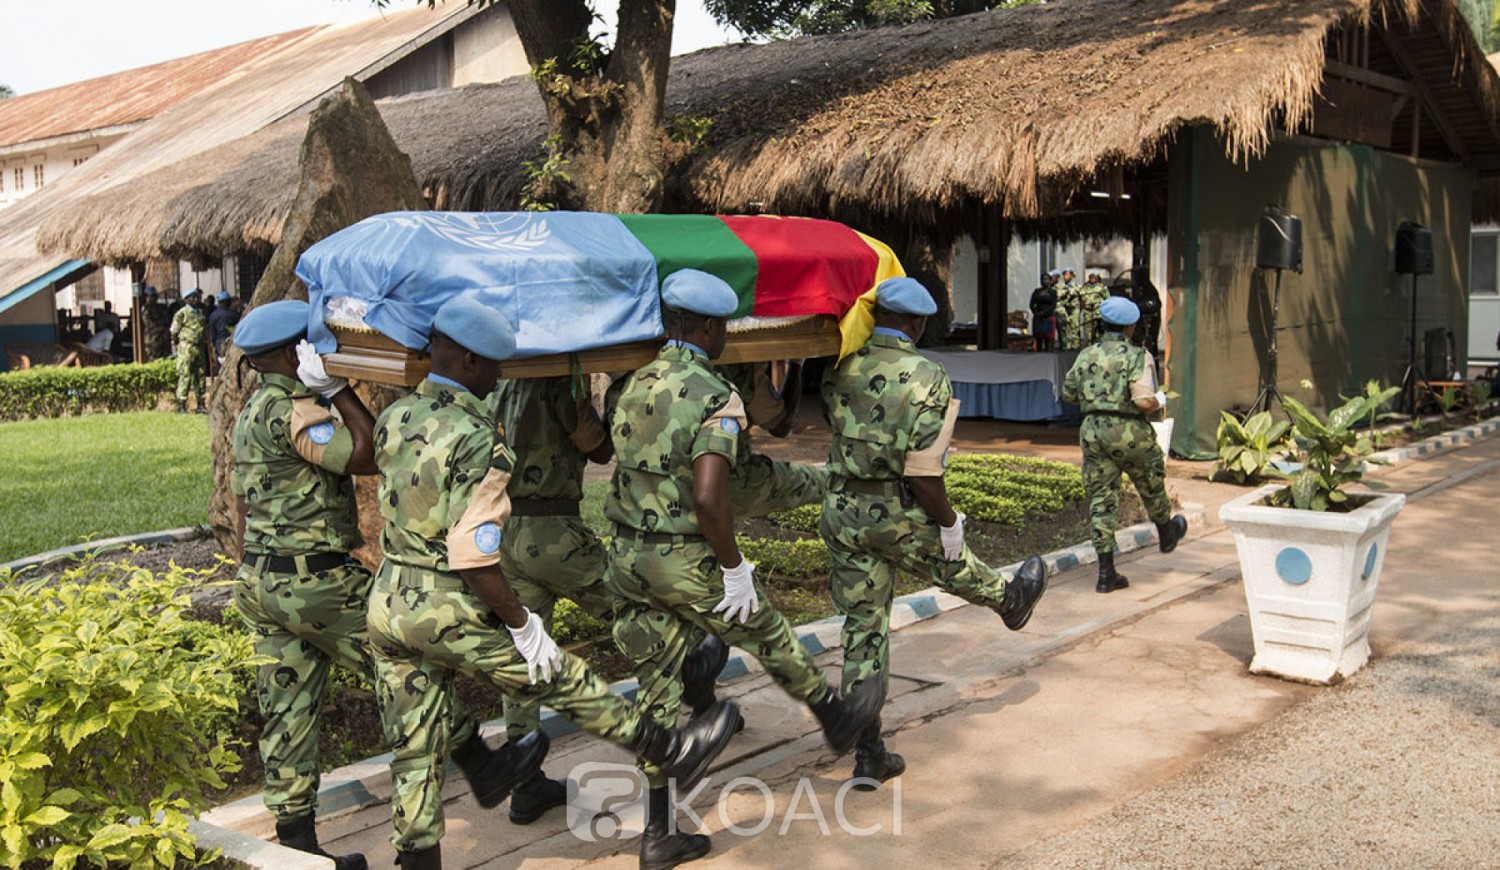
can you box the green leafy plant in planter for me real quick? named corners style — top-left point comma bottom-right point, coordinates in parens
top-left (1215, 410), bottom-right (1291, 484)
top-left (1266, 386), bottom-right (1400, 511)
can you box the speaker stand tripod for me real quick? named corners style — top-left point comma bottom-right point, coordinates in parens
top-left (1246, 267), bottom-right (1286, 418)
top-left (1398, 271), bottom-right (1434, 417)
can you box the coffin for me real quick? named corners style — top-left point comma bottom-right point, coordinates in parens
top-left (298, 211), bottom-right (904, 385)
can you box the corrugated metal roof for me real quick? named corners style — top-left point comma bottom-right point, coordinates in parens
top-left (0, 30), bottom-right (312, 150)
top-left (0, 2), bottom-right (480, 303)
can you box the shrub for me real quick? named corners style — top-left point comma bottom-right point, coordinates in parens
top-left (1268, 387), bottom-right (1398, 511)
top-left (765, 504), bottom-right (821, 534)
top-left (737, 535), bottom-right (830, 579)
top-left (0, 556), bottom-right (263, 869)
top-left (551, 598), bottom-right (610, 644)
top-left (0, 360), bottom-right (176, 421)
top-left (1215, 410), bottom-right (1291, 484)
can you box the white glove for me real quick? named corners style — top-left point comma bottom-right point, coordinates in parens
top-left (713, 559), bottom-right (760, 624)
top-left (1154, 390), bottom-right (1169, 412)
top-left (940, 513), bottom-right (966, 561)
top-left (296, 339), bottom-right (347, 399)
top-left (507, 609), bottom-right (563, 684)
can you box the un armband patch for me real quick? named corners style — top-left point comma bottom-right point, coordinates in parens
top-left (474, 522), bottom-right (502, 555)
top-left (307, 422), bottom-right (335, 445)
top-left (720, 418), bottom-right (741, 434)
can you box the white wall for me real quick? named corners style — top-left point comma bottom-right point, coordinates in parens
top-left (453, 6), bottom-right (529, 86)
top-left (0, 134), bottom-right (121, 210)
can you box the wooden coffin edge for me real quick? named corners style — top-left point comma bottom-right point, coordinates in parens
top-left (323, 317), bottom-right (843, 386)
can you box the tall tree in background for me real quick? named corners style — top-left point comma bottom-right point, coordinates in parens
top-left (0, 84), bottom-right (14, 99)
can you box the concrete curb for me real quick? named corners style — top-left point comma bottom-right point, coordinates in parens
top-left (0, 525), bottom-right (210, 574)
top-left (187, 819), bottom-right (333, 869)
top-left (1368, 417), bottom-right (1500, 466)
top-left (203, 503), bottom-right (1210, 838)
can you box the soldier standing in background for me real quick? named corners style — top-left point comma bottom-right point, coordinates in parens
top-left (605, 269), bottom-right (882, 869)
top-left (1080, 272), bottom-right (1111, 345)
top-left (169, 288), bottom-right (208, 412)
top-left (1029, 272), bottom-right (1059, 352)
top-left (820, 276), bottom-right (1049, 789)
top-left (1061, 296), bottom-right (1187, 594)
top-left (366, 295), bottom-right (739, 870)
top-left (1057, 268), bottom-right (1083, 349)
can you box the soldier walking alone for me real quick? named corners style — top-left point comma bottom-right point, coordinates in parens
top-left (1061, 296), bottom-right (1187, 593)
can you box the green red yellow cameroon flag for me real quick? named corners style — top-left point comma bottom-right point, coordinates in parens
top-left (616, 214), bottom-right (905, 358)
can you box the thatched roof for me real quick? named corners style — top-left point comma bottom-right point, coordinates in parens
top-left (34, 0), bottom-right (1500, 264)
top-left (0, 2), bottom-right (482, 300)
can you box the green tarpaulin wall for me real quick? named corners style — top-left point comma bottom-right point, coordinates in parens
top-left (1165, 127), bottom-right (1473, 457)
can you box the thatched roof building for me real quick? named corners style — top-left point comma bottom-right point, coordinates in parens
top-left (0, 1), bottom-right (495, 302)
top-left (33, 0), bottom-right (1500, 264)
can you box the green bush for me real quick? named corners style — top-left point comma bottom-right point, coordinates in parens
top-left (737, 535), bottom-right (830, 579)
top-left (765, 504), bottom-right (821, 534)
top-left (551, 598), bottom-right (610, 644)
top-left (0, 360), bottom-right (176, 421)
top-left (0, 556), bottom-right (263, 869)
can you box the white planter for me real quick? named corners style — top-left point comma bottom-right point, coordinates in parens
top-left (1151, 418), bottom-right (1174, 457)
top-left (1218, 484), bottom-right (1405, 684)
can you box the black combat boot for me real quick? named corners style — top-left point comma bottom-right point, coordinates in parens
top-left (176, 400), bottom-right (187, 414)
top-left (808, 679), bottom-right (885, 755)
top-left (1157, 514), bottom-right (1188, 554)
top-left (996, 555), bottom-right (1048, 630)
top-left (274, 814), bottom-right (368, 870)
top-left (631, 702), bottom-right (740, 792)
top-left (850, 719), bottom-right (905, 791)
top-left (639, 785), bottom-right (711, 870)
top-left (451, 730), bottom-right (549, 809)
top-left (508, 769), bottom-right (568, 825)
top-left (395, 844), bottom-right (441, 870)
top-left (1096, 552), bottom-right (1129, 594)
top-left (195, 397), bottom-right (208, 414)
top-left (683, 635), bottom-right (745, 734)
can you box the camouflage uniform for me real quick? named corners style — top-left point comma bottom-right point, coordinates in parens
top-left (1056, 281), bottom-right (1083, 350)
top-left (721, 362), bottom-right (829, 519)
top-left (230, 372), bottom-right (477, 823)
top-left (605, 344), bottom-right (831, 787)
top-left (486, 376), bottom-right (616, 743)
top-left (169, 303), bottom-right (207, 403)
top-left (142, 300), bottom-right (171, 361)
top-left (368, 377), bottom-right (650, 853)
top-left (1079, 281), bottom-right (1112, 346)
top-left (1061, 332), bottom-right (1174, 554)
top-left (820, 329), bottom-right (1014, 695)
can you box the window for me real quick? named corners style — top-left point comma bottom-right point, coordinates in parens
top-left (1471, 232), bottom-right (1498, 296)
top-left (13, 167), bottom-right (22, 191)
top-left (33, 165), bottom-right (44, 188)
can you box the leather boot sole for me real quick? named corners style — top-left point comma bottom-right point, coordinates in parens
top-left (999, 555), bottom-right (1048, 631)
top-left (851, 752), bottom-right (906, 791)
top-left (1096, 573), bottom-right (1130, 593)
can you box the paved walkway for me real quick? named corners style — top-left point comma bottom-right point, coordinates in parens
top-left (297, 434), bottom-right (1499, 869)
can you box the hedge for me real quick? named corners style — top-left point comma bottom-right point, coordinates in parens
top-left (0, 360), bottom-right (176, 421)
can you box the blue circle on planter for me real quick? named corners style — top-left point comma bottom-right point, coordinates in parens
top-left (1362, 543), bottom-right (1378, 580)
top-left (1275, 547), bottom-right (1313, 585)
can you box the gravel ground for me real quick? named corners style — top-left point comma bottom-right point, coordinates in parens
top-left (997, 614), bottom-right (1500, 869)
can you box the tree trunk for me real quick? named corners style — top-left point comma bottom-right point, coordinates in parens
top-left (509, 0), bottom-right (677, 212)
top-left (206, 78), bottom-right (427, 557)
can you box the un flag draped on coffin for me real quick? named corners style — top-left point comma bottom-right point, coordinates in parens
top-left (295, 211), bottom-right (905, 369)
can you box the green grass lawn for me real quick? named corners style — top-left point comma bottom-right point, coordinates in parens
top-left (0, 412), bottom-right (212, 562)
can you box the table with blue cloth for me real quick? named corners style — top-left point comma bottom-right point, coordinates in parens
top-left (918, 348), bottom-right (1080, 421)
